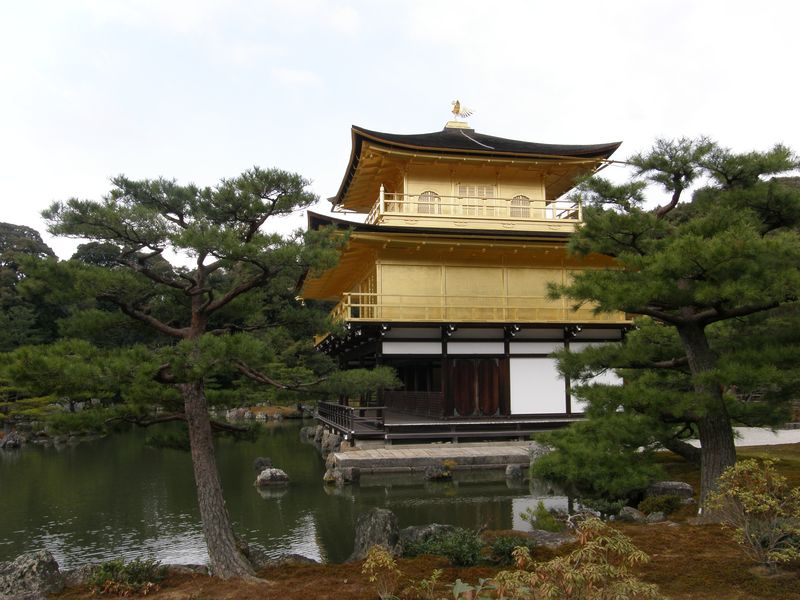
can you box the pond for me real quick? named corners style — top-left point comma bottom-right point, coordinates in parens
top-left (0, 420), bottom-right (568, 568)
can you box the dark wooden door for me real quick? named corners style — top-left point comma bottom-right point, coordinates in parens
top-left (450, 358), bottom-right (503, 417)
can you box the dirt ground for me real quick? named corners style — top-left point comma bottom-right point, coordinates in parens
top-left (52, 522), bottom-right (800, 600)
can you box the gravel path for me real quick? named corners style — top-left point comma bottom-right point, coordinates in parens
top-left (686, 426), bottom-right (800, 447)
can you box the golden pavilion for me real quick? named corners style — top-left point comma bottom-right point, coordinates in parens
top-left (301, 116), bottom-right (628, 443)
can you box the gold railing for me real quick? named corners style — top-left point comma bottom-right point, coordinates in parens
top-left (366, 192), bottom-right (581, 225)
top-left (331, 293), bottom-right (626, 323)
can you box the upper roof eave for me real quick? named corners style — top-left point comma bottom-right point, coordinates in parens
top-left (331, 125), bottom-right (622, 208)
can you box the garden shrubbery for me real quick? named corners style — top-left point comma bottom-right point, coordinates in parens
top-left (638, 494), bottom-right (682, 516)
top-left (402, 527), bottom-right (483, 566)
top-left (707, 459), bottom-right (800, 571)
top-left (88, 558), bottom-right (166, 596)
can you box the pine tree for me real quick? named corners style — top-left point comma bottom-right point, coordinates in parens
top-left (556, 139), bottom-right (800, 506)
top-left (41, 168), bottom-right (345, 578)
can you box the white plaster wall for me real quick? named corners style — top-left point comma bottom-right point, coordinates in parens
top-left (509, 341), bottom-right (564, 355)
top-left (568, 341), bottom-right (623, 412)
top-left (510, 358), bottom-right (566, 414)
top-left (381, 341), bottom-right (442, 355)
top-left (446, 341), bottom-right (505, 355)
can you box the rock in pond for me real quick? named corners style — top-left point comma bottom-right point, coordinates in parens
top-left (505, 464), bottom-right (526, 480)
top-left (0, 549), bottom-right (64, 600)
top-left (0, 432), bottom-right (25, 450)
top-left (348, 508), bottom-right (400, 561)
top-left (254, 467), bottom-right (289, 486)
top-left (334, 467), bottom-right (360, 486)
top-left (423, 464), bottom-right (452, 481)
top-left (253, 456), bottom-right (273, 473)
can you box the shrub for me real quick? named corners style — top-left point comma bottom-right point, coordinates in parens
top-left (530, 415), bottom-right (661, 506)
top-left (582, 497), bottom-right (627, 518)
top-left (520, 501), bottom-right (562, 532)
top-left (403, 527), bottom-right (483, 566)
top-left (491, 518), bottom-right (664, 600)
top-left (638, 494), bottom-right (682, 516)
top-left (488, 535), bottom-right (538, 565)
top-left (88, 558), bottom-right (166, 596)
top-left (706, 459), bottom-right (800, 571)
top-left (361, 545), bottom-right (401, 600)
top-left (409, 568), bottom-right (443, 600)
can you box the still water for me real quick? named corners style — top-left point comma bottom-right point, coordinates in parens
top-left (0, 420), bottom-right (565, 568)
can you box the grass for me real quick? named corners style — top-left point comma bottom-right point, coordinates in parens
top-left (52, 443), bottom-right (800, 599)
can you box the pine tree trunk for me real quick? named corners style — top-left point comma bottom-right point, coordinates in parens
top-left (677, 323), bottom-right (737, 508)
top-left (181, 380), bottom-right (256, 578)
top-left (662, 437), bottom-right (702, 465)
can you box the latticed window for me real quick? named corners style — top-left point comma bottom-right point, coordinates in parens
top-left (510, 195), bottom-right (530, 218)
top-left (457, 184), bottom-right (495, 216)
top-left (457, 184), bottom-right (495, 199)
top-left (417, 190), bottom-right (440, 214)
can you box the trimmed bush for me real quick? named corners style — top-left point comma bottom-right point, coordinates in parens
top-left (638, 494), bottom-right (682, 516)
top-left (88, 558), bottom-right (166, 596)
top-left (706, 459), bottom-right (800, 571)
top-left (403, 527), bottom-right (482, 566)
top-left (488, 535), bottom-right (538, 565)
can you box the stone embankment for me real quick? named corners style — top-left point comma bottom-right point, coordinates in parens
top-left (300, 423), bottom-right (552, 482)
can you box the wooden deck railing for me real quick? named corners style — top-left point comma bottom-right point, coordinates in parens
top-left (330, 292), bottom-right (628, 324)
top-left (366, 192), bottom-right (581, 225)
top-left (316, 401), bottom-right (386, 437)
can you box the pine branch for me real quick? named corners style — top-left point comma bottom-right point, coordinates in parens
top-left (97, 293), bottom-right (186, 338)
top-left (695, 301), bottom-right (783, 325)
top-left (233, 359), bottom-right (328, 390)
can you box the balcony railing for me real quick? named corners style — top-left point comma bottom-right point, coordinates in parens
top-left (316, 401), bottom-right (386, 437)
top-left (331, 293), bottom-right (627, 323)
top-left (366, 192), bottom-right (581, 225)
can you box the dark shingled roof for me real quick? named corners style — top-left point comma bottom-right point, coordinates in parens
top-left (332, 125), bottom-right (621, 207)
top-left (353, 125), bottom-right (622, 159)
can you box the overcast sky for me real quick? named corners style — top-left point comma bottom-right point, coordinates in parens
top-left (2, 0), bottom-right (799, 258)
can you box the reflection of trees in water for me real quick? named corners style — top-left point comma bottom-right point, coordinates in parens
top-left (312, 476), bottom-right (528, 562)
top-left (0, 422), bottom-right (564, 567)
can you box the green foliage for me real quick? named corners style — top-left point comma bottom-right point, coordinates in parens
top-left (554, 139), bottom-right (800, 502)
top-left (520, 501), bottom-right (562, 533)
top-left (320, 366), bottom-right (402, 400)
top-left (0, 222), bottom-right (60, 350)
top-left (638, 494), bottom-right (682, 516)
top-left (88, 558), bottom-right (166, 596)
top-left (449, 578), bottom-right (494, 600)
top-left (530, 416), bottom-right (662, 506)
top-left (489, 518), bottom-right (664, 600)
top-left (403, 527), bottom-right (483, 566)
top-left (409, 568), bottom-right (443, 600)
top-left (706, 459), bottom-right (800, 570)
top-left (361, 545), bottom-right (401, 600)
top-left (488, 535), bottom-right (538, 565)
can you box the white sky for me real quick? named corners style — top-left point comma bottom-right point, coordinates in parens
top-left (2, 0), bottom-right (799, 258)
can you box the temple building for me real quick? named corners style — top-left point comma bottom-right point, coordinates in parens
top-left (301, 117), bottom-right (628, 443)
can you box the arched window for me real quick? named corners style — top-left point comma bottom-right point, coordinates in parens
top-left (510, 195), bottom-right (530, 218)
top-left (417, 190), bottom-right (440, 214)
